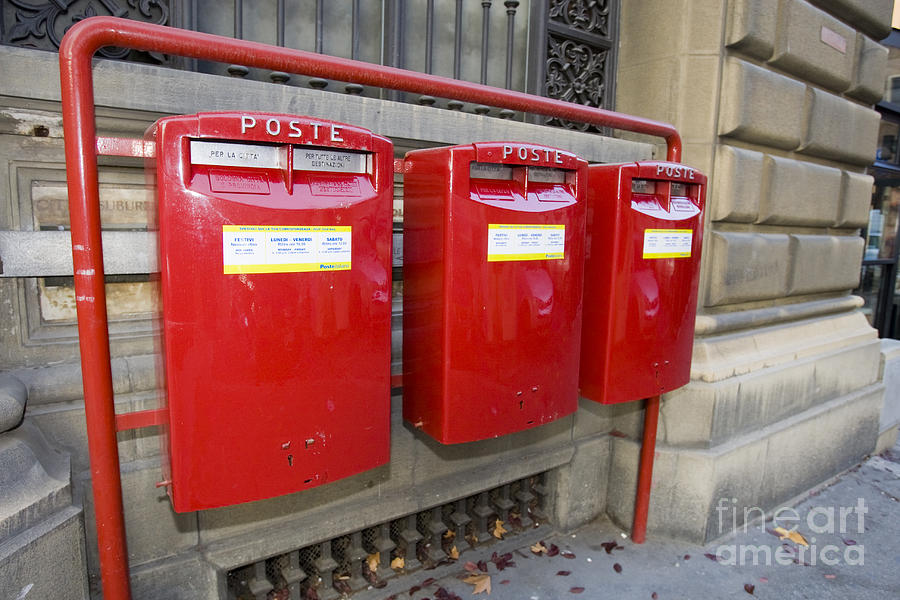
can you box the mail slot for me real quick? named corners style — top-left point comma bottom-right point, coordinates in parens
top-left (147, 112), bottom-right (392, 511)
top-left (580, 161), bottom-right (707, 404)
top-left (402, 142), bottom-right (587, 444)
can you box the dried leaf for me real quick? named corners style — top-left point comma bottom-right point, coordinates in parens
top-left (477, 560), bottom-right (489, 573)
top-left (492, 519), bottom-right (508, 539)
top-left (304, 588), bottom-right (320, 600)
top-left (600, 541), bottom-right (618, 554)
top-left (561, 551), bottom-right (576, 559)
top-left (530, 543), bottom-right (548, 555)
top-left (842, 538), bottom-right (857, 546)
top-left (444, 529), bottom-right (456, 540)
top-left (422, 578), bottom-right (436, 587)
top-left (409, 585), bottom-right (421, 596)
top-left (569, 587), bottom-right (585, 594)
top-left (546, 544), bottom-right (560, 557)
top-left (490, 552), bottom-right (515, 571)
top-left (500, 580), bottom-right (510, 585)
top-left (744, 583), bottom-right (755, 595)
top-left (556, 571), bottom-right (571, 576)
top-left (367, 552), bottom-right (381, 573)
top-left (463, 574), bottom-right (492, 595)
top-left (683, 554), bottom-right (691, 560)
top-left (464, 561), bottom-right (479, 572)
top-left (651, 594), bottom-right (658, 600)
top-left (435, 588), bottom-right (463, 600)
top-left (449, 545), bottom-right (460, 560)
top-left (391, 556), bottom-right (405, 570)
top-left (613, 563), bottom-right (623, 573)
top-left (774, 526), bottom-right (809, 547)
top-left (609, 429), bottom-right (627, 438)
top-left (703, 553), bottom-right (719, 562)
top-left (824, 574), bottom-right (836, 580)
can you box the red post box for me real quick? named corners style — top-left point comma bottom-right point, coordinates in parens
top-left (146, 112), bottom-right (392, 511)
top-left (402, 142), bottom-right (588, 444)
top-left (580, 161), bottom-right (707, 404)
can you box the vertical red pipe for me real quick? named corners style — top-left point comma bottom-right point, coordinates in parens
top-left (631, 395), bottom-right (660, 544)
top-left (59, 31), bottom-right (133, 600)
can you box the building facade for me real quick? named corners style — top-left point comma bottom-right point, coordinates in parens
top-left (0, 1), bottom-right (894, 599)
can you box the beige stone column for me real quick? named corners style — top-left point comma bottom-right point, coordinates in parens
top-left (610, 0), bottom-right (892, 542)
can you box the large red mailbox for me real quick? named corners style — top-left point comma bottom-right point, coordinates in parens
top-left (580, 161), bottom-right (706, 404)
top-left (402, 142), bottom-right (587, 444)
top-left (147, 112), bottom-right (392, 511)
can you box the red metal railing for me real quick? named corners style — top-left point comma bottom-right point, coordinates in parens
top-left (59, 16), bottom-right (678, 599)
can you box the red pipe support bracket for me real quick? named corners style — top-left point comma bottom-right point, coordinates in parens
top-left (59, 16), bottom-right (680, 599)
top-left (632, 395), bottom-right (661, 544)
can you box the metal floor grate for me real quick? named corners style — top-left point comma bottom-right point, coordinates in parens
top-left (225, 472), bottom-right (549, 599)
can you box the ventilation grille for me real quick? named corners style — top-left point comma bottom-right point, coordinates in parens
top-left (226, 472), bottom-right (549, 599)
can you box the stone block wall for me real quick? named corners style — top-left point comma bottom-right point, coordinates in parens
top-left (0, 46), bottom-right (652, 598)
top-left (614, 0), bottom-right (891, 543)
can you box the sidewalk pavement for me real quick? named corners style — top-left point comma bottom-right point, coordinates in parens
top-left (361, 440), bottom-right (900, 600)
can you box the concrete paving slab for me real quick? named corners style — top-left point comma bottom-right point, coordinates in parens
top-left (360, 440), bottom-right (900, 600)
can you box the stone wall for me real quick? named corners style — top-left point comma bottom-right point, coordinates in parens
top-left (0, 45), bottom-right (651, 599)
top-left (613, 0), bottom-right (891, 543)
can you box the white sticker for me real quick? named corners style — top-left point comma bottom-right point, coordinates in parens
top-left (223, 226), bottom-right (351, 273)
top-left (643, 229), bottom-right (692, 259)
top-left (293, 148), bottom-right (367, 173)
top-left (191, 141), bottom-right (282, 169)
top-left (487, 224), bottom-right (565, 262)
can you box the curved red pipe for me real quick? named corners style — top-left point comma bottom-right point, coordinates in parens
top-left (59, 17), bottom-right (680, 598)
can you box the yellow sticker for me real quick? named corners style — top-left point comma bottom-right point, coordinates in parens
top-left (222, 225), bottom-right (351, 274)
top-left (487, 223), bottom-right (565, 262)
top-left (643, 229), bottom-right (692, 259)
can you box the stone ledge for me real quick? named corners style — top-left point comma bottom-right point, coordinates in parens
top-left (606, 383), bottom-right (882, 543)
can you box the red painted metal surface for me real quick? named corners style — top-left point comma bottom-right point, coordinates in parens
top-left (96, 136), bottom-right (156, 158)
top-left (150, 112), bottom-right (392, 511)
top-left (57, 16), bottom-right (685, 598)
top-left (579, 161), bottom-right (707, 405)
top-left (114, 408), bottom-right (168, 432)
top-left (403, 142), bottom-right (587, 443)
top-left (632, 395), bottom-right (661, 544)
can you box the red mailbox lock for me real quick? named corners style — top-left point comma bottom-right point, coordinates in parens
top-left (402, 142), bottom-right (588, 444)
top-left (580, 161), bottom-right (707, 404)
top-left (148, 112), bottom-right (393, 511)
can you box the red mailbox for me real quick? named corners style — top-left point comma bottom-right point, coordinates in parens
top-left (402, 142), bottom-right (587, 444)
top-left (147, 112), bottom-right (392, 511)
top-left (580, 161), bottom-right (706, 404)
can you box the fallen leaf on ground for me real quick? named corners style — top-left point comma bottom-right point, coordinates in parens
top-left (449, 546), bottom-right (460, 560)
top-left (561, 551), bottom-right (576, 559)
top-left (600, 542), bottom-right (618, 554)
top-left (547, 544), bottom-right (560, 557)
top-left (651, 593), bottom-right (658, 599)
top-left (569, 587), bottom-right (585, 594)
top-left (464, 561), bottom-right (479, 572)
top-left (422, 578), bottom-right (436, 587)
top-left (500, 580), bottom-right (510, 585)
top-left (825, 574), bottom-right (836, 580)
top-left (556, 571), bottom-right (571, 576)
top-left (774, 527), bottom-right (809, 547)
top-left (492, 520), bottom-right (508, 539)
top-left (367, 552), bottom-right (380, 573)
top-left (477, 560), bottom-right (489, 573)
top-left (531, 542), bottom-right (548, 555)
top-left (444, 529), bottom-right (456, 540)
top-left (704, 553), bottom-right (719, 562)
top-left (391, 556), bottom-right (405, 570)
top-left (613, 563), bottom-right (623, 573)
top-left (435, 588), bottom-right (462, 600)
top-left (408, 584), bottom-right (421, 596)
top-left (490, 552), bottom-right (515, 571)
top-left (744, 583), bottom-right (755, 595)
top-left (463, 574), bottom-right (491, 595)
top-left (759, 577), bottom-right (768, 583)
